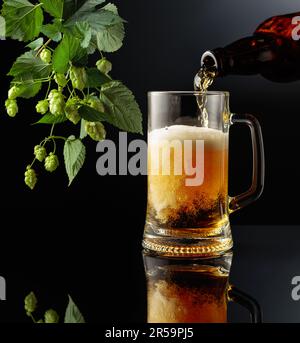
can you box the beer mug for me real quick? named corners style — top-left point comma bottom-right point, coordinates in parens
top-left (143, 91), bottom-right (264, 256)
top-left (143, 250), bottom-right (262, 323)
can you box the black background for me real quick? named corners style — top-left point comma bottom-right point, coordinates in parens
top-left (0, 0), bottom-right (300, 324)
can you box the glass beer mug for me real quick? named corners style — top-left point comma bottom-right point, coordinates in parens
top-left (143, 250), bottom-right (262, 323)
top-left (143, 91), bottom-right (265, 256)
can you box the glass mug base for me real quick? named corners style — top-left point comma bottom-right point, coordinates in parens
top-left (142, 222), bottom-right (233, 257)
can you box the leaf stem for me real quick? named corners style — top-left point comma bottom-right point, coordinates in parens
top-left (48, 135), bottom-right (67, 141)
top-left (67, 83), bottom-right (73, 97)
top-left (39, 130), bottom-right (66, 151)
top-left (52, 138), bottom-right (57, 154)
top-left (49, 124), bottom-right (55, 137)
top-left (12, 77), bottom-right (52, 85)
top-left (45, 80), bottom-right (52, 100)
top-left (29, 313), bottom-right (37, 323)
top-left (20, 3), bottom-right (43, 21)
top-left (36, 39), bottom-right (52, 57)
top-left (49, 124), bottom-right (57, 153)
top-left (29, 157), bottom-right (37, 169)
top-left (40, 137), bottom-right (49, 147)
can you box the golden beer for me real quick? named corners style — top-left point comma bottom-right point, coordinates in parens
top-left (147, 264), bottom-right (228, 323)
top-left (147, 125), bottom-right (228, 236)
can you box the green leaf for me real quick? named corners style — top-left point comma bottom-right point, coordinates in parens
top-left (96, 22), bottom-right (125, 52)
top-left (34, 113), bottom-right (67, 125)
top-left (78, 104), bottom-right (107, 122)
top-left (64, 0), bottom-right (105, 22)
top-left (63, 2), bottom-right (125, 53)
top-left (86, 36), bottom-right (97, 54)
top-left (63, 0), bottom-right (84, 20)
top-left (26, 38), bottom-right (44, 50)
top-left (94, 6), bottom-right (125, 52)
top-left (20, 83), bottom-right (41, 98)
top-left (63, 137), bottom-right (86, 186)
top-left (80, 119), bottom-right (88, 139)
top-left (12, 72), bottom-right (42, 98)
top-left (41, 20), bottom-right (62, 42)
top-left (100, 81), bottom-right (143, 134)
top-left (17, 81), bottom-right (42, 99)
top-left (52, 33), bottom-right (86, 73)
top-left (68, 22), bottom-right (92, 49)
top-left (78, 10), bottom-right (125, 30)
top-left (1, 0), bottom-right (44, 42)
top-left (39, 0), bottom-right (63, 19)
top-left (86, 68), bottom-right (111, 88)
top-left (8, 51), bottom-right (51, 79)
top-left (64, 295), bottom-right (85, 323)
top-left (103, 3), bottom-right (118, 14)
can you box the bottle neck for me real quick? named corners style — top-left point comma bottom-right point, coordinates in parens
top-left (201, 35), bottom-right (282, 77)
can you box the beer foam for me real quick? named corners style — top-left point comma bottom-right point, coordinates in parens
top-left (149, 125), bottom-right (226, 146)
top-left (148, 280), bottom-right (226, 323)
top-left (148, 281), bottom-right (181, 322)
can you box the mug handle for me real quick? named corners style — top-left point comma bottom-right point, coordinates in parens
top-left (229, 113), bottom-right (265, 213)
top-left (228, 285), bottom-right (262, 323)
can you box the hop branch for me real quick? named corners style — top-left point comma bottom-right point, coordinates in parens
top-left (24, 291), bottom-right (85, 324)
top-left (1, 0), bottom-right (143, 189)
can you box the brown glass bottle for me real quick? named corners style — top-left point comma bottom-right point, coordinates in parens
top-left (201, 12), bottom-right (300, 82)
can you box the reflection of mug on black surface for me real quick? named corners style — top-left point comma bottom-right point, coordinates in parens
top-left (143, 92), bottom-right (265, 256)
top-left (143, 250), bottom-right (262, 323)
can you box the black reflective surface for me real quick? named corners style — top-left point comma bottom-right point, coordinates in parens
top-left (229, 225), bottom-right (300, 323)
top-left (1, 225), bottom-right (300, 323)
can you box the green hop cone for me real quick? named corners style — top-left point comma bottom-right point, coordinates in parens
top-left (49, 98), bottom-right (65, 116)
top-left (36, 100), bottom-right (49, 115)
top-left (65, 97), bottom-right (81, 125)
top-left (86, 96), bottom-right (105, 113)
top-left (40, 49), bottom-right (52, 64)
top-left (96, 58), bottom-right (112, 75)
top-left (24, 291), bottom-right (37, 314)
top-left (8, 85), bottom-right (21, 100)
top-left (48, 90), bottom-right (65, 116)
top-left (85, 121), bottom-right (106, 141)
top-left (44, 309), bottom-right (59, 324)
top-left (45, 153), bottom-right (59, 172)
top-left (48, 89), bottom-right (59, 100)
top-left (70, 66), bottom-right (87, 91)
top-left (34, 145), bottom-right (47, 162)
top-left (24, 167), bottom-right (37, 190)
top-left (54, 73), bottom-right (68, 88)
top-left (5, 99), bottom-right (18, 117)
